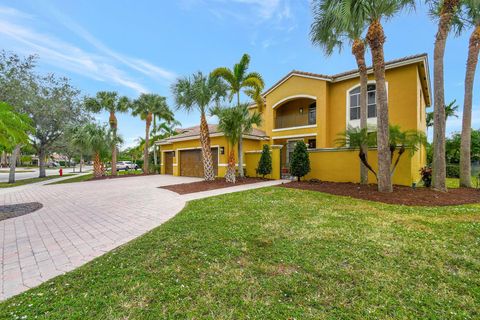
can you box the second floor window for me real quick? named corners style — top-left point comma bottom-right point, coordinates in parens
top-left (308, 102), bottom-right (316, 125)
top-left (349, 84), bottom-right (377, 120)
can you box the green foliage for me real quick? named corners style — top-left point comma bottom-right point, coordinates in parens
top-left (290, 141), bottom-right (310, 181)
top-left (131, 94), bottom-right (173, 122)
top-left (419, 166), bottom-right (432, 187)
top-left (446, 164), bottom-right (460, 178)
top-left (72, 123), bottom-right (111, 160)
top-left (84, 91), bottom-right (129, 116)
top-left (257, 144), bottom-right (272, 178)
top-left (445, 129), bottom-right (480, 164)
top-left (0, 101), bottom-right (33, 149)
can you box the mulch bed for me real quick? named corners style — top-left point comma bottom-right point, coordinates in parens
top-left (160, 177), bottom-right (268, 195)
top-left (0, 202), bottom-right (43, 221)
top-left (281, 181), bottom-right (480, 206)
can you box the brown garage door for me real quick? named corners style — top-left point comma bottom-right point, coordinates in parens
top-left (164, 151), bottom-right (174, 175)
top-left (180, 148), bottom-right (218, 177)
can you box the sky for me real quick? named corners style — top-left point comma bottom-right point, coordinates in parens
top-left (0, 0), bottom-right (478, 148)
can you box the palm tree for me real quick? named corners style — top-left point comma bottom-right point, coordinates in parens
top-left (172, 72), bottom-right (227, 181)
top-left (351, 0), bottom-right (415, 192)
top-left (427, 99), bottom-right (459, 134)
top-left (429, 0), bottom-right (462, 191)
top-left (311, 0), bottom-right (369, 184)
top-left (151, 118), bottom-right (181, 166)
top-left (73, 123), bottom-right (110, 178)
top-left (460, 0), bottom-right (480, 188)
top-left (0, 102), bottom-right (33, 183)
top-left (211, 54), bottom-right (265, 178)
top-left (85, 91), bottom-right (129, 176)
top-left (131, 94), bottom-right (173, 174)
top-left (336, 125), bottom-right (426, 181)
top-left (70, 126), bottom-right (91, 173)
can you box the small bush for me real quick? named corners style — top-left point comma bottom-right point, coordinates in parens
top-left (257, 145), bottom-right (272, 178)
top-left (290, 141), bottom-right (310, 181)
top-left (419, 166), bottom-right (432, 188)
top-left (135, 160), bottom-right (144, 168)
top-left (446, 164), bottom-right (460, 178)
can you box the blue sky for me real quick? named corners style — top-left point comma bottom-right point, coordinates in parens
top-left (0, 0), bottom-right (478, 148)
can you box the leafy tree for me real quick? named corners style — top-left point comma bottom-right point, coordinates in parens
top-left (30, 74), bottom-right (85, 178)
top-left (426, 99), bottom-right (459, 131)
top-left (131, 94), bottom-right (173, 173)
top-left (349, 0), bottom-right (416, 192)
top-left (429, 0), bottom-right (462, 191)
top-left (311, 0), bottom-right (369, 184)
top-left (0, 52), bottom-right (36, 181)
top-left (0, 102), bottom-right (34, 183)
top-left (336, 125), bottom-right (426, 182)
top-left (85, 91), bottom-right (129, 176)
top-left (172, 72), bottom-right (227, 181)
top-left (290, 141), bottom-right (311, 182)
top-left (257, 144), bottom-right (272, 178)
top-left (211, 54), bottom-right (265, 178)
top-left (459, 0), bottom-right (480, 187)
top-left (151, 119), bottom-right (181, 166)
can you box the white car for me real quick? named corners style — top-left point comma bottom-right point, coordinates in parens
top-left (116, 161), bottom-right (139, 171)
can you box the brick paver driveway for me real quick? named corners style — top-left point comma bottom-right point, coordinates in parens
top-left (0, 175), bottom-right (201, 300)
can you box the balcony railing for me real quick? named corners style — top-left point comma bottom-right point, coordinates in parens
top-left (275, 114), bottom-right (314, 129)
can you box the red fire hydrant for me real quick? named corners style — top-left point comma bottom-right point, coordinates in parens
top-left (59, 168), bottom-right (63, 176)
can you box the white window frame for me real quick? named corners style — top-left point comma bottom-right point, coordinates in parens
top-left (346, 81), bottom-right (388, 129)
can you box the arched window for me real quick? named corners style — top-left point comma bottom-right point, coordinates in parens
top-left (349, 84), bottom-right (377, 120)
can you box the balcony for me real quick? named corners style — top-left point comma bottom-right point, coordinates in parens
top-left (274, 97), bottom-right (316, 130)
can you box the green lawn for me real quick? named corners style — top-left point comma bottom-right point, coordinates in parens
top-left (0, 174), bottom-right (75, 188)
top-left (446, 176), bottom-right (479, 188)
top-left (0, 169), bottom-right (35, 173)
top-left (1, 188), bottom-right (479, 319)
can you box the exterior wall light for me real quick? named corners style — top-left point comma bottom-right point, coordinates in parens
top-left (299, 107), bottom-right (303, 114)
top-left (220, 147), bottom-right (225, 155)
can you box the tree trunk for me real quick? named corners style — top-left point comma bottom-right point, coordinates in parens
top-left (110, 111), bottom-right (118, 176)
top-left (366, 20), bottom-right (392, 192)
top-left (79, 154), bottom-right (83, 173)
top-left (93, 152), bottom-right (102, 178)
top-left (460, 26), bottom-right (480, 188)
top-left (144, 112), bottom-right (152, 174)
top-left (225, 147), bottom-right (236, 183)
top-left (353, 38), bottom-right (369, 185)
top-left (153, 145), bottom-right (158, 166)
top-left (39, 147), bottom-right (46, 178)
top-left (8, 144), bottom-right (21, 183)
top-left (238, 134), bottom-right (244, 178)
top-left (433, 0), bottom-right (459, 192)
top-left (199, 112), bottom-right (215, 181)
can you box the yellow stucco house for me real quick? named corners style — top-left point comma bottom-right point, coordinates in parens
top-left (158, 54), bottom-right (431, 186)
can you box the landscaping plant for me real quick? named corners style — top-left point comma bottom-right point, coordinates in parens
top-left (290, 141), bottom-right (311, 181)
top-left (257, 144), bottom-right (272, 178)
top-left (420, 166), bottom-right (433, 187)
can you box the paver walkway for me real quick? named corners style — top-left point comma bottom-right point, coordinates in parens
top-left (0, 175), bottom-right (285, 300)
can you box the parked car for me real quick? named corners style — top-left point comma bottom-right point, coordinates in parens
top-left (47, 161), bottom-right (60, 168)
top-left (116, 161), bottom-right (139, 171)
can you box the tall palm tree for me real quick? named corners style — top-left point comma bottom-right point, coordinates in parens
top-left (172, 72), bottom-right (227, 181)
top-left (85, 91), bottom-right (129, 176)
top-left (460, 0), bottom-right (480, 187)
top-left (0, 102), bottom-right (33, 183)
top-left (211, 54), bottom-right (265, 178)
top-left (151, 118), bottom-right (181, 166)
top-left (426, 100), bottom-right (459, 136)
top-left (429, 0), bottom-right (461, 191)
top-left (311, 0), bottom-right (370, 184)
top-left (351, 0), bottom-right (415, 192)
top-left (131, 94), bottom-right (173, 174)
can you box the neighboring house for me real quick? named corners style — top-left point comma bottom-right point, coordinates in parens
top-left (158, 54), bottom-right (431, 186)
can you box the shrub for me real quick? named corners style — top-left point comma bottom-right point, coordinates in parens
top-left (446, 164), bottom-right (460, 178)
top-left (135, 159), bottom-right (144, 169)
top-left (290, 141), bottom-right (310, 181)
top-left (419, 166), bottom-right (432, 188)
top-left (257, 145), bottom-right (272, 178)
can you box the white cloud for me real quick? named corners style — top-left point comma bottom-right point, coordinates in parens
top-left (0, 5), bottom-right (176, 94)
top-left (447, 106), bottom-right (480, 135)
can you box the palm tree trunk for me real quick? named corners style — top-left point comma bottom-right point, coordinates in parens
top-left (93, 152), bottom-right (102, 178)
top-left (460, 26), bottom-right (480, 188)
top-left (238, 133), bottom-right (244, 178)
top-left (366, 20), bottom-right (392, 193)
top-left (226, 146), bottom-right (236, 183)
top-left (8, 144), bottom-right (21, 183)
top-left (109, 111), bottom-right (118, 176)
top-left (433, 0), bottom-right (459, 192)
top-left (144, 112), bottom-right (152, 173)
top-left (79, 154), bottom-right (83, 173)
top-left (199, 112), bottom-right (215, 181)
top-left (353, 38), bottom-right (369, 185)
